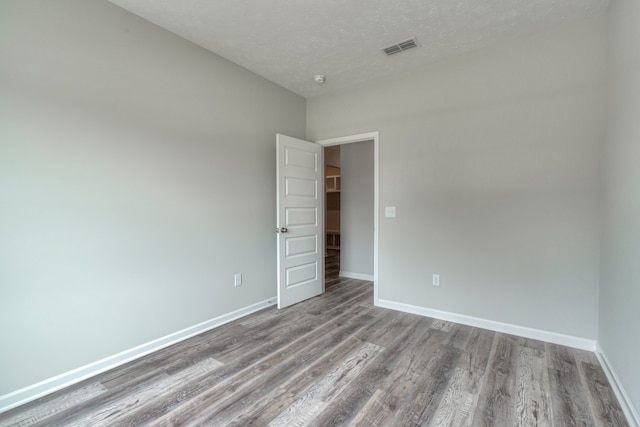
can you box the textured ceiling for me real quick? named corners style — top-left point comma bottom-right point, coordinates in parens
top-left (108, 0), bottom-right (609, 98)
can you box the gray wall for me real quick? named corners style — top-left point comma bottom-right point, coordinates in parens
top-left (600, 0), bottom-right (640, 414)
top-left (340, 141), bottom-right (374, 277)
top-left (325, 146), bottom-right (341, 168)
top-left (308, 18), bottom-right (606, 339)
top-left (0, 0), bottom-right (305, 394)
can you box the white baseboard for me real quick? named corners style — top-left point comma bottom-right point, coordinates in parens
top-left (596, 344), bottom-right (640, 427)
top-left (339, 271), bottom-right (374, 281)
top-left (376, 299), bottom-right (597, 351)
top-left (0, 297), bottom-right (277, 414)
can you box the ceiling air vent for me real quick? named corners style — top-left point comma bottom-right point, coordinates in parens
top-left (382, 37), bottom-right (420, 56)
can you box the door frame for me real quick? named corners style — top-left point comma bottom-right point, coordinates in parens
top-left (316, 131), bottom-right (379, 305)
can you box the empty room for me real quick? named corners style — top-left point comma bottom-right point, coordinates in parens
top-left (1, 0), bottom-right (638, 425)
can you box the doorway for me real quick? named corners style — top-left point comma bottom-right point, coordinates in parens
top-left (317, 132), bottom-right (379, 304)
top-left (324, 145), bottom-right (341, 281)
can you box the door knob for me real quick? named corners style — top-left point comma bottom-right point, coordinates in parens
top-left (276, 227), bottom-right (288, 233)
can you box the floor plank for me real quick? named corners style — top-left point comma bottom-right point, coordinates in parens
top-left (267, 342), bottom-right (383, 427)
top-left (549, 367), bottom-right (597, 427)
top-left (515, 346), bottom-right (553, 426)
top-left (427, 328), bottom-right (495, 427)
top-left (0, 382), bottom-right (107, 427)
top-left (546, 342), bottom-right (578, 373)
top-left (307, 318), bottom-right (434, 427)
top-left (390, 344), bottom-right (462, 426)
top-left (580, 362), bottom-right (629, 426)
top-left (230, 337), bottom-right (380, 426)
top-left (473, 333), bottom-right (519, 426)
top-left (352, 327), bottom-right (447, 427)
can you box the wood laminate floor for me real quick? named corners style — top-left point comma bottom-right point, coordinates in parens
top-left (0, 274), bottom-right (628, 426)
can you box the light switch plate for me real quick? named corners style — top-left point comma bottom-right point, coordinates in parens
top-left (432, 274), bottom-right (440, 286)
top-left (385, 206), bottom-right (396, 217)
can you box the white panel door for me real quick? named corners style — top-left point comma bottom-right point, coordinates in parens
top-left (276, 134), bottom-right (324, 309)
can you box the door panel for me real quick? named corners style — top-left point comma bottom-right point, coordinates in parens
top-left (286, 235), bottom-right (318, 258)
top-left (286, 262), bottom-right (318, 287)
top-left (276, 134), bottom-right (324, 309)
top-left (285, 177), bottom-right (317, 198)
top-left (285, 207), bottom-right (317, 227)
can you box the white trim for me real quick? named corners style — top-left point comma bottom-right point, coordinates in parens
top-left (316, 131), bottom-right (379, 306)
top-left (377, 299), bottom-right (597, 351)
top-left (596, 344), bottom-right (640, 427)
top-left (316, 132), bottom-right (377, 146)
top-left (339, 271), bottom-right (374, 281)
top-left (0, 297), bottom-right (277, 414)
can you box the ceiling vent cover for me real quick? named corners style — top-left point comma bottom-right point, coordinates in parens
top-left (382, 37), bottom-right (420, 56)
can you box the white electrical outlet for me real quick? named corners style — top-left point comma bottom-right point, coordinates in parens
top-left (385, 206), bottom-right (396, 218)
top-left (234, 273), bottom-right (242, 287)
top-left (432, 274), bottom-right (440, 286)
